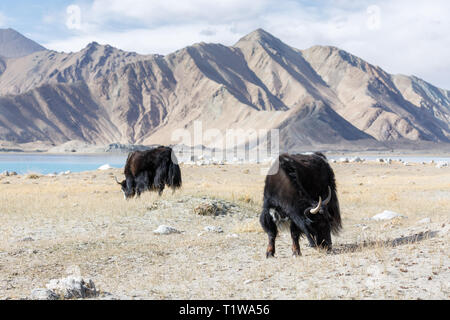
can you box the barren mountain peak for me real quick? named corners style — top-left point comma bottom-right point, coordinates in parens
top-left (0, 28), bottom-right (46, 58)
top-left (235, 28), bottom-right (280, 45)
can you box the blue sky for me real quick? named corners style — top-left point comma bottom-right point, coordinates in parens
top-left (1, 0), bottom-right (449, 89)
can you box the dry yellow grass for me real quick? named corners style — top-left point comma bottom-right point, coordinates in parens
top-left (0, 161), bottom-right (449, 299)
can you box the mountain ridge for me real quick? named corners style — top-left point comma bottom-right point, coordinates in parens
top-left (0, 28), bottom-right (449, 151)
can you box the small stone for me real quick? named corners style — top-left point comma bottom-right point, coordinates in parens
top-left (417, 218), bottom-right (431, 224)
top-left (46, 276), bottom-right (97, 299)
top-left (436, 162), bottom-right (448, 168)
top-left (153, 225), bottom-right (181, 235)
top-left (98, 164), bottom-right (113, 170)
top-left (371, 210), bottom-right (406, 221)
top-left (31, 288), bottom-right (60, 300)
top-left (204, 226), bottom-right (223, 233)
top-left (226, 233), bottom-right (238, 238)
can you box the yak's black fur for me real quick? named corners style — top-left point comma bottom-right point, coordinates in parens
top-left (118, 146), bottom-right (182, 199)
top-left (260, 152), bottom-right (341, 257)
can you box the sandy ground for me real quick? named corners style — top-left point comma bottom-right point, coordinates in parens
top-left (0, 160), bottom-right (449, 300)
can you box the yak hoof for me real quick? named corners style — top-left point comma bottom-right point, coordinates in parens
top-left (266, 251), bottom-right (275, 259)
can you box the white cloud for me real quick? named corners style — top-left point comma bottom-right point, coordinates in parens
top-left (44, 24), bottom-right (241, 54)
top-left (43, 0), bottom-right (450, 89)
top-left (89, 0), bottom-right (272, 26)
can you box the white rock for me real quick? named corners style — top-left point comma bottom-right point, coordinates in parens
top-left (376, 158), bottom-right (384, 163)
top-left (98, 164), bottom-right (113, 170)
top-left (350, 157), bottom-right (363, 163)
top-left (153, 225), bottom-right (181, 235)
top-left (226, 233), bottom-right (239, 238)
top-left (31, 288), bottom-right (59, 300)
top-left (371, 210), bottom-right (406, 221)
top-left (436, 161), bottom-right (448, 168)
top-left (339, 157), bottom-right (349, 163)
top-left (204, 226), bottom-right (224, 233)
top-left (46, 276), bottom-right (97, 299)
top-left (417, 218), bottom-right (431, 224)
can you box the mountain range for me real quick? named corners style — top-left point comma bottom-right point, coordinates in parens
top-left (0, 27), bottom-right (449, 152)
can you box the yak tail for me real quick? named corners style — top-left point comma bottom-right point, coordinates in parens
top-left (167, 160), bottom-right (182, 190)
top-left (167, 149), bottom-right (182, 190)
top-left (329, 187), bottom-right (342, 235)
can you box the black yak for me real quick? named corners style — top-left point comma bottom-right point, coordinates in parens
top-left (260, 152), bottom-right (341, 257)
top-left (115, 146), bottom-right (182, 199)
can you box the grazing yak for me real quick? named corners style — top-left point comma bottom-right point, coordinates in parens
top-left (115, 146), bottom-right (182, 199)
top-left (260, 152), bottom-right (341, 257)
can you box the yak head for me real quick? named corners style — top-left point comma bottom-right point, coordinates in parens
top-left (115, 176), bottom-right (135, 199)
top-left (303, 186), bottom-right (333, 250)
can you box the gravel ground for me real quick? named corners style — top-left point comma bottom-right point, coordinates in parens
top-left (0, 161), bottom-right (448, 299)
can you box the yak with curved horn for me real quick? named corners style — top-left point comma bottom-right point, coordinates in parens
top-left (260, 152), bottom-right (341, 258)
top-left (114, 146), bottom-right (182, 199)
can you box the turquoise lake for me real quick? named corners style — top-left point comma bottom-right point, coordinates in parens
top-left (0, 153), bottom-right (448, 175)
top-left (0, 154), bottom-right (128, 174)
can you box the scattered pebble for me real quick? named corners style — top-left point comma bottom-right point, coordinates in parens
top-left (30, 288), bottom-right (59, 300)
top-left (226, 234), bottom-right (239, 238)
top-left (417, 218), bottom-right (431, 224)
top-left (371, 210), bottom-right (407, 221)
top-left (153, 225), bottom-right (181, 235)
top-left (98, 164), bottom-right (113, 170)
top-left (436, 161), bottom-right (448, 168)
top-left (204, 226), bottom-right (223, 233)
top-left (45, 276), bottom-right (97, 299)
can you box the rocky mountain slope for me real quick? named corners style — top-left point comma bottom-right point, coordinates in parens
top-left (0, 28), bottom-right (448, 151)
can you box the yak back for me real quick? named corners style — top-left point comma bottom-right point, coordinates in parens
top-left (279, 153), bottom-right (336, 198)
top-left (124, 146), bottom-right (173, 178)
top-left (264, 163), bottom-right (312, 214)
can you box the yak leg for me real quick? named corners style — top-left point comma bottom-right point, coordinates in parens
top-left (307, 235), bottom-right (317, 248)
top-left (290, 222), bottom-right (302, 257)
top-left (260, 203), bottom-right (277, 258)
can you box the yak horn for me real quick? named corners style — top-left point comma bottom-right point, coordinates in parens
top-left (323, 186), bottom-right (332, 206)
top-left (310, 196), bottom-right (322, 214)
top-left (114, 176), bottom-right (121, 184)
